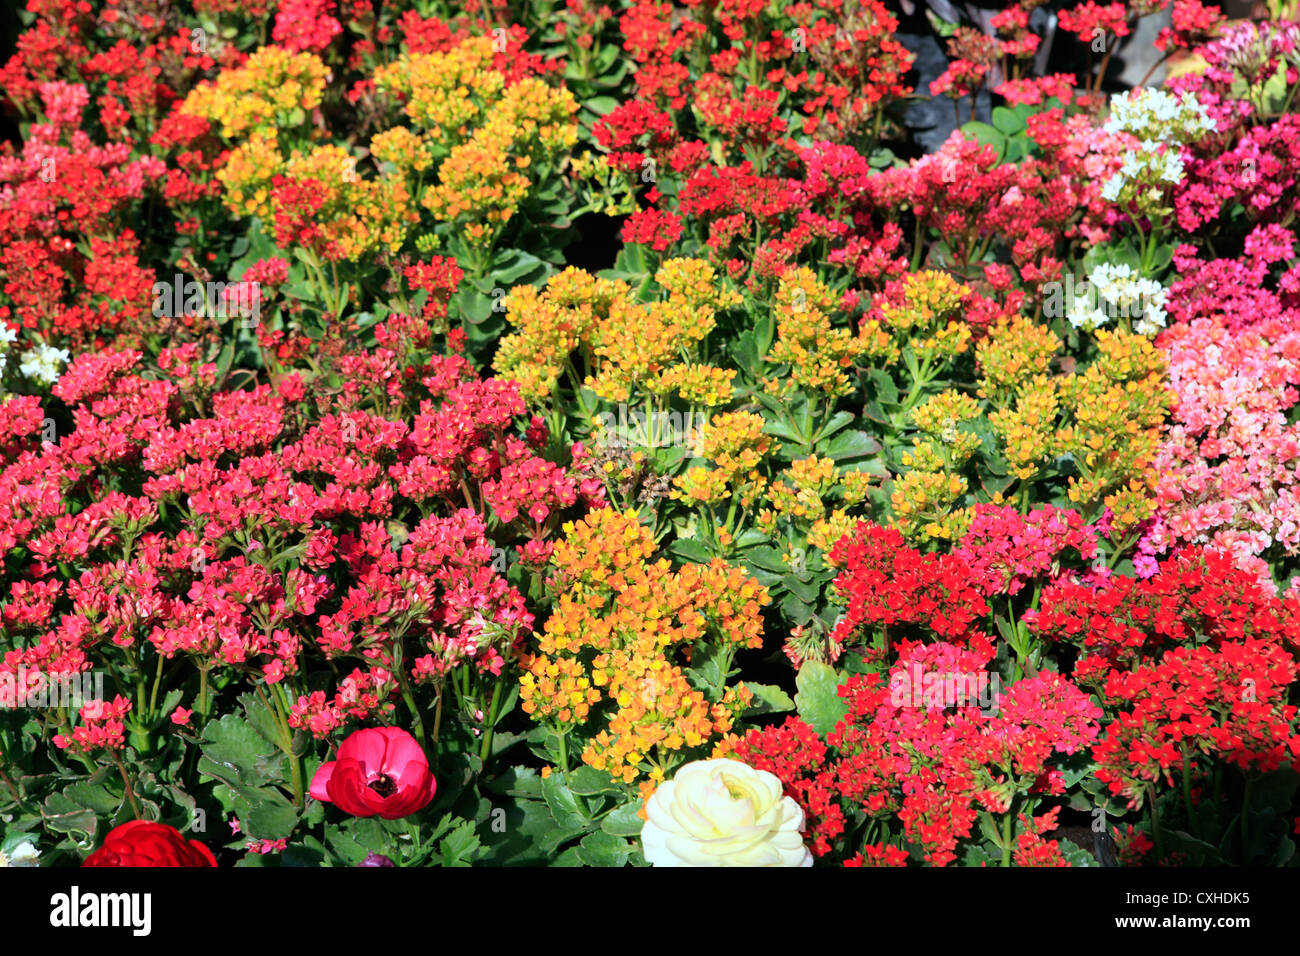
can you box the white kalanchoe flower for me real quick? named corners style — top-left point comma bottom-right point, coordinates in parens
top-left (1072, 264), bottom-right (1168, 336)
top-left (1104, 88), bottom-right (1215, 144)
top-left (0, 324), bottom-right (16, 348)
top-left (1066, 290), bottom-right (1107, 331)
top-left (1102, 145), bottom-right (1187, 204)
top-left (19, 343), bottom-right (70, 386)
top-left (1100, 173), bottom-right (1124, 202)
top-left (640, 758), bottom-right (813, 867)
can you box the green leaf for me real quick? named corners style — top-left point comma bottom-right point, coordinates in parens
top-left (491, 248), bottom-right (548, 285)
top-left (780, 591), bottom-right (815, 626)
top-left (794, 661), bottom-right (849, 734)
top-left (744, 545), bottom-right (789, 573)
top-left (817, 410), bottom-right (856, 441)
top-left (582, 96), bottom-right (620, 116)
top-left (960, 121), bottom-right (1006, 159)
top-left (480, 796), bottom-right (569, 865)
top-left (782, 572), bottom-right (823, 603)
top-left (41, 792), bottom-right (100, 840)
top-left (214, 342), bottom-right (234, 383)
top-left (669, 537), bottom-right (714, 564)
top-left (439, 818), bottom-right (483, 867)
top-left (599, 801), bottom-right (645, 838)
top-left (1057, 839), bottom-right (1098, 868)
top-left (578, 829), bottom-right (632, 867)
top-left (1164, 828), bottom-right (1225, 866)
top-left (742, 682), bottom-right (795, 716)
top-left (604, 242), bottom-right (647, 280)
top-left (866, 368), bottom-right (899, 406)
top-left (550, 845), bottom-right (586, 867)
top-left (199, 712), bottom-right (283, 786)
top-left (992, 106), bottom-right (1028, 137)
top-left (542, 772), bottom-right (590, 830)
top-left (65, 781), bottom-right (122, 815)
top-left (484, 765), bottom-right (545, 800)
top-left (566, 765), bottom-right (621, 797)
top-left (237, 692), bottom-right (285, 752)
top-left (245, 799), bottom-right (299, 842)
top-left (1082, 239), bottom-right (1141, 274)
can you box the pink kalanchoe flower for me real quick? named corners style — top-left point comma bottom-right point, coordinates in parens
top-left (310, 726), bottom-right (437, 819)
top-left (171, 706), bottom-right (193, 726)
top-left (272, 0), bottom-right (342, 53)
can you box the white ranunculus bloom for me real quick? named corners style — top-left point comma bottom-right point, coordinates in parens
top-left (0, 841), bottom-right (39, 867)
top-left (641, 758), bottom-right (812, 867)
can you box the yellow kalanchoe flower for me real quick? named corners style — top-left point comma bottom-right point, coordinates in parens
top-left (656, 258), bottom-right (742, 314)
top-left (838, 470), bottom-right (875, 506)
top-left (647, 364), bottom-right (736, 406)
top-left (373, 37), bottom-right (504, 151)
top-left (765, 267), bottom-right (861, 397)
top-left (376, 38), bottom-right (578, 245)
top-left (989, 374), bottom-right (1061, 482)
top-left (861, 270), bottom-right (973, 367)
top-left (422, 141), bottom-right (532, 246)
top-left (180, 45), bottom-right (328, 138)
top-left (494, 260), bottom-right (737, 408)
top-left (587, 299), bottom-right (682, 403)
top-left (218, 129), bottom-right (283, 219)
top-left (371, 126), bottom-right (435, 175)
top-left (810, 509), bottom-right (858, 554)
top-left (478, 76), bottom-right (580, 156)
top-left (279, 144), bottom-right (416, 259)
top-left (787, 455), bottom-right (836, 493)
top-left (494, 270), bottom-right (631, 402)
top-left (520, 510), bottom-right (769, 784)
top-left (1056, 328), bottom-right (1168, 530)
top-left (977, 315), bottom-right (1061, 406)
top-left (890, 470), bottom-right (971, 541)
top-left (672, 411), bottom-right (771, 507)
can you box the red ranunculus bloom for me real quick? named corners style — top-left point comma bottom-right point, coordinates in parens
top-left (310, 726), bottom-right (437, 819)
top-left (83, 821), bottom-right (218, 867)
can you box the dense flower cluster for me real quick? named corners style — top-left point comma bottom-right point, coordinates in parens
top-left (520, 508), bottom-right (767, 789)
top-left (6, 0), bottom-right (1300, 871)
top-left (731, 643), bottom-right (1100, 865)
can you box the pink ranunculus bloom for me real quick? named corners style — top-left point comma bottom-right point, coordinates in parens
top-left (309, 727), bottom-right (436, 819)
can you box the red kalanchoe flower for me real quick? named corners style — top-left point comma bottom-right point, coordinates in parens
top-left (310, 726), bottom-right (437, 819)
top-left (622, 207), bottom-right (683, 252)
top-left (83, 821), bottom-right (217, 867)
top-left (1057, 2), bottom-right (1130, 44)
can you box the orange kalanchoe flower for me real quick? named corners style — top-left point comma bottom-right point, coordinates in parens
top-left (519, 509), bottom-right (769, 784)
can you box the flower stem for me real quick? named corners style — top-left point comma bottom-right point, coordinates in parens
top-left (1181, 748), bottom-right (1197, 837)
top-left (147, 653), bottom-right (165, 721)
top-left (113, 754), bottom-right (143, 820)
top-left (1002, 810), bottom-right (1014, 867)
top-left (198, 666), bottom-right (210, 721)
top-left (396, 668), bottom-right (428, 749)
top-left (1241, 776), bottom-right (1253, 862)
top-left (1146, 783), bottom-right (1165, 860)
top-left (479, 675), bottom-right (503, 764)
top-left (431, 687), bottom-right (444, 748)
top-left (0, 766), bottom-right (22, 804)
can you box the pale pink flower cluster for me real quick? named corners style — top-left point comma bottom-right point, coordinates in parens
top-left (1152, 314), bottom-right (1300, 582)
